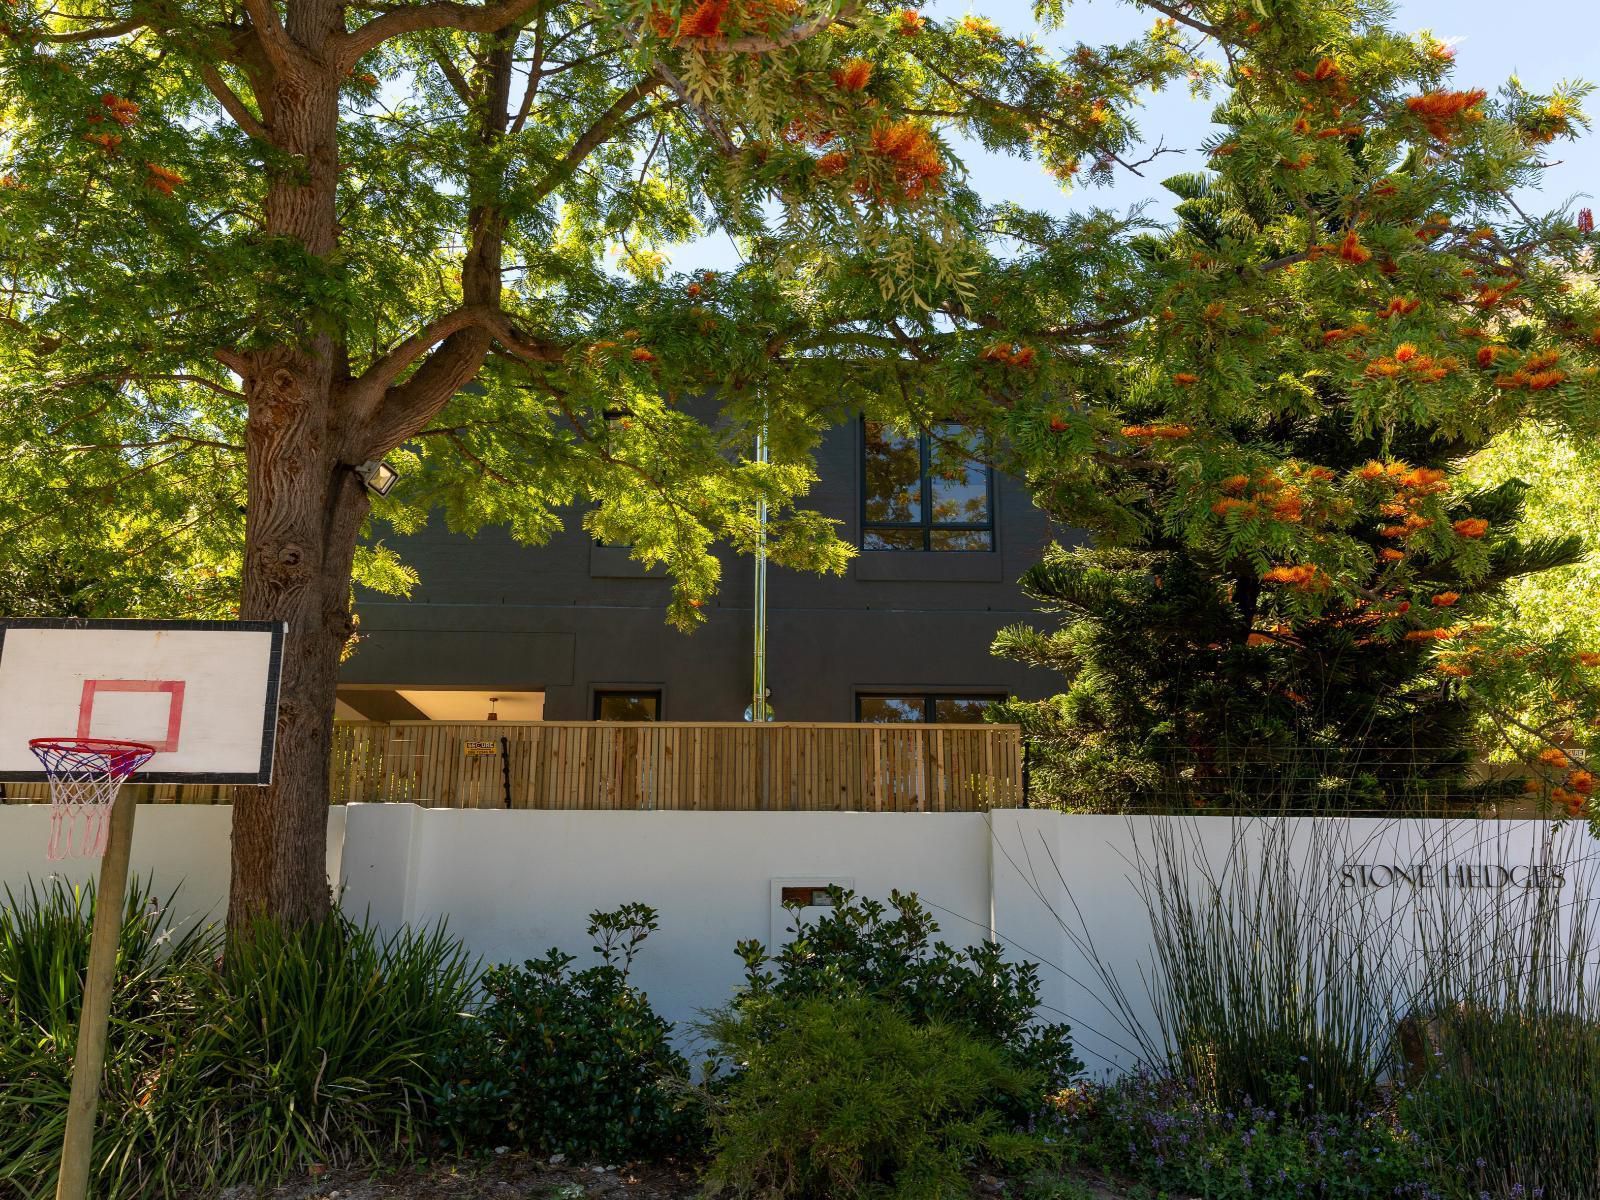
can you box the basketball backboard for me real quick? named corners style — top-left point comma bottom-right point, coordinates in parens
top-left (0, 619), bottom-right (284, 783)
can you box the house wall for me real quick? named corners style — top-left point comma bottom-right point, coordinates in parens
top-left (342, 421), bottom-right (1072, 720)
top-left (3, 803), bottom-right (1590, 1076)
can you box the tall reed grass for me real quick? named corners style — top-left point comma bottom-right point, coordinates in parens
top-left (1032, 813), bottom-right (1600, 1197)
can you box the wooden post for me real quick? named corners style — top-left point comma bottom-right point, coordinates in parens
top-left (55, 789), bottom-right (137, 1200)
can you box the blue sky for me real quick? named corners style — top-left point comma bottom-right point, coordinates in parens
top-left (667, 0), bottom-right (1598, 270)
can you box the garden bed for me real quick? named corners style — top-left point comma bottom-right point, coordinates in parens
top-left (223, 1155), bottom-right (705, 1200)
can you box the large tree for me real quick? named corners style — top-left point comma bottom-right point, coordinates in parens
top-left (4, 0), bottom-right (1599, 925)
top-left (0, 0), bottom-right (1183, 925)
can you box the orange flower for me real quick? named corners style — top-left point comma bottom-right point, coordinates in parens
top-left (1398, 466), bottom-right (1447, 492)
top-left (1431, 592), bottom-right (1460, 607)
top-left (1578, 652), bottom-right (1600, 668)
top-left (1213, 497), bottom-right (1254, 517)
top-left (1121, 424), bottom-right (1192, 440)
top-left (630, 347), bottom-right (656, 362)
top-left (1539, 747), bottom-right (1571, 769)
top-left (1172, 372), bottom-right (1200, 386)
top-left (865, 119), bottom-right (943, 201)
top-left (1338, 231), bottom-right (1371, 264)
top-left (896, 8), bottom-right (925, 35)
top-left (833, 58), bottom-right (873, 92)
top-left (1568, 770), bottom-right (1595, 795)
top-left (676, 0), bottom-right (729, 38)
top-left (815, 151), bottom-right (849, 178)
top-left (1355, 460), bottom-right (1388, 482)
top-left (101, 94), bottom-right (140, 126)
top-left (686, 283), bottom-right (702, 298)
top-left (145, 162), bottom-right (185, 193)
top-left (1376, 296), bottom-right (1421, 319)
top-left (1220, 474), bottom-right (1250, 495)
top-left (1263, 563), bottom-right (1326, 590)
top-left (1453, 518), bottom-right (1488, 538)
top-left (1394, 343), bottom-right (1418, 363)
top-left (1405, 628), bottom-right (1456, 642)
top-left (1476, 345), bottom-right (1501, 368)
top-left (1406, 89), bottom-right (1486, 138)
top-left (1378, 548), bottom-right (1406, 563)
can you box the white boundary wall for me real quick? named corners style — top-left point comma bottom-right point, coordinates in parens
top-left (0, 805), bottom-right (346, 938)
top-left (1, 803), bottom-right (1592, 1072)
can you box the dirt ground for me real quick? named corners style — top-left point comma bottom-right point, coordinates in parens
top-left (223, 1155), bottom-right (1132, 1200)
top-left (224, 1154), bottom-right (705, 1200)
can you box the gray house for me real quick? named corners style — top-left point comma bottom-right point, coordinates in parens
top-left (337, 420), bottom-right (1065, 724)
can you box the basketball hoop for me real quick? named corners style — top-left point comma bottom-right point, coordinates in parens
top-left (28, 737), bottom-right (155, 861)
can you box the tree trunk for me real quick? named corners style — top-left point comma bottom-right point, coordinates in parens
top-left (228, 374), bottom-right (369, 929)
top-left (227, 23), bottom-right (357, 929)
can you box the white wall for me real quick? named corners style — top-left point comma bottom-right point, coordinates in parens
top-left (0, 805), bottom-right (346, 940)
top-left (3, 802), bottom-right (1594, 1077)
top-left (337, 805), bottom-right (994, 1047)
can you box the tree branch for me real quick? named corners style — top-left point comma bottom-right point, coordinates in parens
top-left (35, 16), bottom-right (148, 43)
top-left (1135, 0), bottom-right (1230, 42)
top-left (335, 0), bottom-right (544, 70)
top-left (528, 77), bottom-right (661, 205)
top-left (201, 65), bottom-right (274, 144)
top-left (241, 0), bottom-right (301, 74)
top-left (348, 306), bottom-right (487, 402)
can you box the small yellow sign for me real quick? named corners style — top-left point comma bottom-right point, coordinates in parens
top-left (463, 740), bottom-right (498, 757)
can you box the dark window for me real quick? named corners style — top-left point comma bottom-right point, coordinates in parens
top-left (594, 689), bottom-right (662, 721)
top-left (856, 693), bottom-right (1004, 723)
top-left (862, 421), bottom-right (993, 551)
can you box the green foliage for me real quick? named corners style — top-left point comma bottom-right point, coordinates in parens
top-left (0, 880), bottom-right (475, 1198)
top-left (704, 995), bottom-right (1047, 1200)
top-left (735, 887), bottom-right (1081, 1094)
top-left (1074, 822), bottom-right (1402, 1121)
top-left (0, 877), bottom-right (217, 1200)
top-left (431, 904), bottom-right (698, 1162)
top-left (182, 915), bottom-right (477, 1186)
top-left (1054, 1069), bottom-right (1438, 1200)
top-left (1397, 862), bottom-right (1600, 1200)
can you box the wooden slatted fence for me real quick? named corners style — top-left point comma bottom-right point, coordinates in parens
top-left (0, 721), bottom-right (1024, 811)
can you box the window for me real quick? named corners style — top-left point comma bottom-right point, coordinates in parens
top-left (855, 693), bottom-right (1005, 723)
top-left (594, 689), bottom-right (662, 721)
top-left (862, 421), bottom-right (993, 551)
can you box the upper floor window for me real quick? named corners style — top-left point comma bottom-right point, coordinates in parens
top-left (861, 421), bottom-right (993, 551)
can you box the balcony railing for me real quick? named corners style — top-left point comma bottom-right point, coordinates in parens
top-left (0, 721), bottom-right (1025, 812)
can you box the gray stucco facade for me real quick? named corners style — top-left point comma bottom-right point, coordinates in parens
top-left (340, 421), bottom-right (1068, 721)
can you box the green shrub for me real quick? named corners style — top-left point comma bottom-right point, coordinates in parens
top-left (0, 877), bottom-right (216, 1200)
top-left (736, 887), bottom-right (1081, 1094)
top-left (432, 903), bottom-right (698, 1161)
top-left (1094, 820), bottom-right (1400, 1118)
top-left (1398, 870), bottom-right (1600, 1200)
top-left (1053, 1068), bottom-right (1439, 1200)
top-left (704, 995), bottom-right (1046, 1200)
top-left (183, 914), bottom-right (477, 1186)
top-left (0, 879), bottom-right (477, 1198)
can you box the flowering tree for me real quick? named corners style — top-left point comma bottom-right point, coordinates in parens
top-left (2, 0), bottom-right (1598, 927)
top-left (0, 0), bottom-right (1188, 925)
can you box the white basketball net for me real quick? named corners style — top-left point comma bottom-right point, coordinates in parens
top-left (28, 739), bottom-right (155, 861)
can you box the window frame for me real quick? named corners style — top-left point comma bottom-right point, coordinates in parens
top-left (592, 687), bottom-right (665, 721)
top-left (859, 420), bottom-right (996, 552)
top-left (854, 691), bottom-right (1006, 724)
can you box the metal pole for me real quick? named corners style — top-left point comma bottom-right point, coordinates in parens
top-left (55, 789), bottom-right (137, 1200)
top-left (752, 420), bottom-right (769, 723)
